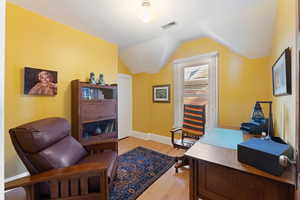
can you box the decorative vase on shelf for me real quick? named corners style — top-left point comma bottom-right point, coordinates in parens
top-left (98, 73), bottom-right (105, 86)
top-left (95, 127), bottom-right (102, 135)
top-left (89, 72), bottom-right (97, 84)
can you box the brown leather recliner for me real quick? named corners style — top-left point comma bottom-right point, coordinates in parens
top-left (6, 117), bottom-right (118, 200)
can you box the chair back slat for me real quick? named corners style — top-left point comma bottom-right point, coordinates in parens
top-left (182, 104), bottom-right (206, 136)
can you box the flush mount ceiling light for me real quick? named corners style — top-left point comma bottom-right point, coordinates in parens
top-left (139, 0), bottom-right (152, 23)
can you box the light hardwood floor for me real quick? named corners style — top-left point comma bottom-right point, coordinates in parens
top-left (5, 137), bottom-right (189, 200)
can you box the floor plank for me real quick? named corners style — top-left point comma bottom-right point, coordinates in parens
top-left (5, 137), bottom-right (189, 200)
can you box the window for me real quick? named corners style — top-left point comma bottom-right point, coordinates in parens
top-left (183, 65), bottom-right (209, 125)
top-left (173, 53), bottom-right (218, 129)
top-left (183, 65), bottom-right (209, 106)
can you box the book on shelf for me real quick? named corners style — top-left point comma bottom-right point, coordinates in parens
top-left (81, 87), bottom-right (105, 100)
top-left (81, 88), bottom-right (89, 99)
top-left (103, 120), bottom-right (115, 134)
top-left (109, 120), bottom-right (115, 133)
top-left (98, 90), bottom-right (104, 100)
top-left (104, 122), bottom-right (110, 134)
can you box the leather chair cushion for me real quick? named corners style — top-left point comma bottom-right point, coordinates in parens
top-left (13, 118), bottom-right (70, 153)
top-left (30, 136), bottom-right (88, 171)
top-left (78, 151), bottom-right (118, 192)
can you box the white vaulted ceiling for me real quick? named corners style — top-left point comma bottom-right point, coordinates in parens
top-left (8, 0), bottom-right (277, 73)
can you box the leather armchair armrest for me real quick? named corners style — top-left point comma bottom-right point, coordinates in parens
top-left (5, 163), bottom-right (107, 191)
top-left (83, 138), bottom-right (118, 154)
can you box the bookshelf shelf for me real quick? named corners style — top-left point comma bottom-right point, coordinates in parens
top-left (80, 99), bottom-right (117, 104)
top-left (80, 131), bottom-right (117, 146)
top-left (82, 116), bottom-right (117, 124)
top-left (71, 79), bottom-right (118, 144)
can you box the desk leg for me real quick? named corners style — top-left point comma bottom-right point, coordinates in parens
top-left (189, 158), bottom-right (197, 200)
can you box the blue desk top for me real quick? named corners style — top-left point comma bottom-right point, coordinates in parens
top-left (199, 128), bottom-right (244, 150)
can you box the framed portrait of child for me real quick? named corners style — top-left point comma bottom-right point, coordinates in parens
top-left (24, 67), bottom-right (58, 96)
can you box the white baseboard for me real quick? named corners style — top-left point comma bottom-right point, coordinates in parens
top-left (5, 172), bottom-right (29, 183)
top-left (149, 133), bottom-right (173, 145)
top-left (131, 130), bottom-right (175, 146)
top-left (131, 130), bottom-right (151, 140)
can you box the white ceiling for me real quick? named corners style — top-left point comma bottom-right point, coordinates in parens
top-left (8, 0), bottom-right (277, 73)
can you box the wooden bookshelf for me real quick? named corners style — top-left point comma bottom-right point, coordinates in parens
top-left (71, 79), bottom-right (118, 144)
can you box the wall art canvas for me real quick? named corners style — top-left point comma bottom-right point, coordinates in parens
top-left (272, 48), bottom-right (291, 96)
top-left (24, 67), bottom-right (58, 96)
top-left (153, 84), bottom-right (170, 103)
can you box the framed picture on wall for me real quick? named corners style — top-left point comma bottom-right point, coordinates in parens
top-left (272, 48), bottom-right (291, 96)
top-left (24, 67), bottom-right (58, 96)
top-left (153, 84), bottom-right (170, 103)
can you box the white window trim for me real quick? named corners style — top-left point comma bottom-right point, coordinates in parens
top-left (173, 52), bottom-right (219, 130)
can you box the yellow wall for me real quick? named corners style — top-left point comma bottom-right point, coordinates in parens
top-left (132, 38), bottom-right (271, 137)
top-left (5, 3), bottom-right (118, 178)
top-left (269, 0), bottom-right (297, 147)
top-left (118, 58), bottom-right (132, 75)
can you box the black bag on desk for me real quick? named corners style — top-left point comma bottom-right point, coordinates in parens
top-left (237, 138), bottom-right (293, 176)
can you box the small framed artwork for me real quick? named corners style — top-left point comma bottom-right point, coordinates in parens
top-left (24, 67), bottom-right (58, 96)
top-left (152, 84), bottom-right (170, 103)
top-left (272, 48), bottom-right (292, 96)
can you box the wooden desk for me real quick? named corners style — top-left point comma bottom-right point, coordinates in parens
top-left (185, 137), bottom-right (295, 200)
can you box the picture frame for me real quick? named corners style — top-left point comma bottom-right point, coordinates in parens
top-left (24, 67), bottom-right (58, 96)
top-left (272, 48), bottom-right (292, 96)
top-left (152, 84), bottom-right (170, 103)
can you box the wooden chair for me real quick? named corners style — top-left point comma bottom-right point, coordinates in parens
top-left (170, 104), bottom-right (206, 173)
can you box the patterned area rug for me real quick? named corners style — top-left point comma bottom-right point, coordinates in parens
top-left (110, 147), bottom-right (175, 200)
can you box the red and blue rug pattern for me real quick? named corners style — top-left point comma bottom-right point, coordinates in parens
top-left (110, 147), bottom-right (175, 200)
